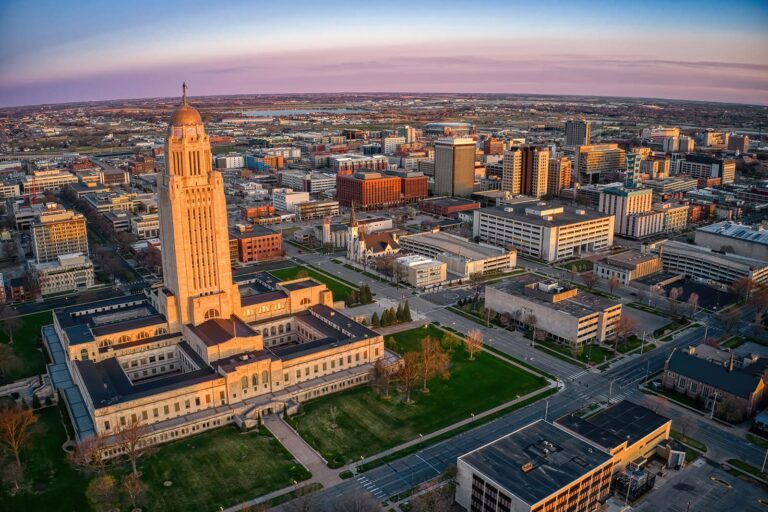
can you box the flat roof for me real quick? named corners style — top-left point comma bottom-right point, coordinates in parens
top-left (280, 278), bottom-right (322, 291)
top-left (556, 400), bottom-right (670, 451)
top-left (421, 196), bottom-right (480, 208)
top-left (490, 274), bottom-right (619, 318)
top-left (460, 420), bottom-right (611, 506)
top-left (400, 230), bottom-right (507, 260)
top-left (478, 204), bottom-right (612, 228)
top-left (698, 222), bottom-right (768, 246)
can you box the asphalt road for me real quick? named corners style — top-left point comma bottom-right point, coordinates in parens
top-left (276, 246), bottom-right (768, 508)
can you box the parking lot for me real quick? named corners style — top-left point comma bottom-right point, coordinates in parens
top-left (632, 458), bottom-right (768, 512)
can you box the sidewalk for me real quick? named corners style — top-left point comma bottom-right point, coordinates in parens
top-left (262, 414), bottom-right (342, 487)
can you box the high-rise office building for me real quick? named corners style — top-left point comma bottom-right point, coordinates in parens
top-left (547, 157), bottom-right (572, 196)
top-left (574, 144), bottom-right (626, 184)
top-left (382, 136), bottom-right (406, 154)
top-left (31, 204), bottom-right (89, 264)
top-left (434, 138), bottom-right (476, 197)
top-left (397, 125), bottom-right (417, 144)
top-left (565, 119), bottom-right (591, 146)
top-left (482, 137), bottom-right (505, 155)
top-left (501, 146), bottom-right (550, 198)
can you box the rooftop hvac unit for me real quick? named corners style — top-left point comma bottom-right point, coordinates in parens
top-left (521, 462), bottom-right (534, 473)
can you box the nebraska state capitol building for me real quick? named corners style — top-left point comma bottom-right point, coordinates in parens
top-left (43, 88), bottom-right (388, 449)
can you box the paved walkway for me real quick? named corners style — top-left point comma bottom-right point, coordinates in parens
top-left (263, 414), bottom-right (342, 487)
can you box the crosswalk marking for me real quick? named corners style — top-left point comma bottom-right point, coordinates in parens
top-left (356, 475), bottom-right (386, 499)
top-left (568, 370), bottom-right (590, 381)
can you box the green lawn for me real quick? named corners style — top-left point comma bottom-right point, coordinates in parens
top-left (656, 388), bottom-right (702, 410)
top-left (536, 339), bottom-right (612, 365)
top-left (287, 324), bottom-right (547, 467)
top-left (616, 335), bottom-right (654, 354)
top-left (0, 310), bottom-right (53, 384)
top-left (1, 408), bottom-right (310, 512)
top-left (727, 459), bottom-right (767, 480)
top-left (671, 430), bottom-right (708, 453)
top-left (562, 259), bottom-right (594, 272)
top-left (268, 265), bottom-right (360, 304)
top-left (747, 433), bottom-right (768, 449)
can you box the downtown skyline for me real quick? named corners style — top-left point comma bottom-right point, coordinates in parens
top-left (1, 0), bottom-right (767, 107)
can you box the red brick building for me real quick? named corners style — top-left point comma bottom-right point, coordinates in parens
top-left (385, 169), bottom-right (428, 203)
top-left (482, 137), bottom-right (505, 155)
top-left (242, 204), bottom-right (276, 221)
top-left (336, 171), bottom-right (402, 209)
top-left (230, 225), bottom-right (283, 263)
top-left (419, 196), bottom-right (481, 218)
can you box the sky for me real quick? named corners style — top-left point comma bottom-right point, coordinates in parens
top-left (1, 0), bottom-right (767, 107)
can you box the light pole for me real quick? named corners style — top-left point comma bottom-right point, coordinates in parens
top-left (544, 400), bottom-right (549, 422)
top-left (640, 331), bottom-right (646, 354)
top-left (609, 379), bottom-right (615, 401)
top-left (762, 446), bottom-right (768, 474)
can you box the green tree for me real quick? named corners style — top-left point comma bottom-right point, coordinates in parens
top-left (396, 303), bottom-right (405, 322)
top-left (370, 311), bottom-right (380, 328)
top-left (403, 301), bottom-right (412, 322)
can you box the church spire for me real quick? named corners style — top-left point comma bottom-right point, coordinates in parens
top-left (350, 201), bottom-right (358, 227)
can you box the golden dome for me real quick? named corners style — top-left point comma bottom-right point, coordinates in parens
top-left (170, 104), bottom-right (202, 126)
top-left (169, 81), bottom-right (202, 126)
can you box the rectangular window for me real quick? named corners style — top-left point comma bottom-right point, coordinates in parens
top-left (185, 400), bottom-right (191, 409)
top-left (104, 420), bottom-right (111, 431)
top-left (164, 405), bottom-right (169, 415)
top-left (174, 403), bottom-right (180, 412)
top-left (153, 408), bottom-right (159, 418)
top-left (195, 397), bottom-right (201, 406)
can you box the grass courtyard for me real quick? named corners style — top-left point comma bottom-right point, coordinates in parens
top-left (535, 339), bottom-right (612, 366)
top-left (2, 407), bottom-right (310, 512)
top-left (286, 324), bottom-right (548, 467)
top-left (268, 265), bottom-right (360, 304)
top-left (0, 310), bottom-right (52, 384)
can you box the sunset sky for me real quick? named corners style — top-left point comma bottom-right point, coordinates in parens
top-left (1, 0), bottom-right (767, 107)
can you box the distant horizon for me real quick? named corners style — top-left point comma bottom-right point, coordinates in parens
top-left (2, 89), bottom-right (767, 111)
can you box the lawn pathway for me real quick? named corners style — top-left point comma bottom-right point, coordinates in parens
top-left (263, 414), bottom-right (342, 487)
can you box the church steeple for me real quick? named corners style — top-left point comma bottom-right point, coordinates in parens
top-left (350, 201), bottom-right (358, 227)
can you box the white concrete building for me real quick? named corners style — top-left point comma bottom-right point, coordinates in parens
top-left (473, 204), bottom-right (614, 263)
top-left (694, 222), bottom-right (768, 262)
top-left (272, 188), bottom-right (310, 212)
top-left (652, 240), bottom-right (768, 286)
top-left (394, 254), bottom-right (447, 288)
top-left (131, 212), bottom-right (160, 240)
top-left (382, 136), bottom-right (406, 154)
top-left (33, 253), bottom-right (95, 295)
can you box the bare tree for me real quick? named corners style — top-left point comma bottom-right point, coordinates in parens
top-left (754, 290), bottom-right (768, 316)
top-left (372, 358), bottom-right (393, 399)
top-left (646, 395), bottom-right (669, 416)
top-left (716, 310), bottom-right (741, 338)
top-left (410, 483), bottom-right (455, 512)
top-left (295, 269), bottom-right (309, 279)
top-left (0, 308), bottom-right (21, 344)
top-left (68, 434), bottom-right (107, 474)
top-left (677, 415), bottom-right (697, 442)
top-left (283, 484), bottom-right (322, 512)
top-left (613, 315), bottom-right (638, 354)
top-left (525, 314), bottom-right (538, 339)
top-left (0, 405), bottom-right (37, 471)
top-left (465, 329), bottom-right (484, 360)
top-left (115, 418), bottom-right (152, 477)
top-left (687, 292), bottom-right (699, 317)
top-left (418, 336), bottom-right (450, 393)
top-left (730, 276), bottom-right (755, 302)
top-left (581, 272), bottom-right (597, 290)
top-left (608, 276), bottom-right (620, 293)
top-left (122, 473), bottom-right (146, 512)
top-left (399, 352), bottom-right (421, 404)
top-left (328, 406), bottom-right (339, 430)
top-left (668, 287), bottom-right (683, 315)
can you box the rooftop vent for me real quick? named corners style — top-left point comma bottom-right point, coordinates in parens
top-left (521, 462), bottom-right (534, 473)
top-left (504, 207), bottom-right (514, 213)
top-left (575, 209), bottom-right (586, 215)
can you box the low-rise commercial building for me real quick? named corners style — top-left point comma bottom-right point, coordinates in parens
top-left (131, 213), bottom-right (160, 239)
top-left (294, 199), bottom-right (340, 220)
top-left (652, 240), bottom-right (768, 286)
top-left (485, 274), bottom-right (622, 347)
top-left (473, 204), bottom-right (614, 263)
top-left (679, 155), bottom-right (736, 184)
top-left (393, 255), bottom-right (447, 288)
top-left (419, 196), bottom-right (481, 218)
top-left (331, 154), bottom-right (389, 174)
top-left (694, 222), bottom-right (768, 262)
top-left (398, 230), bottom-right (516, 278)
top-left (456, 420), bottom-right (613, 512)
top-left (594, 251), bottom-right (662, 285)
top-left (21, 169), bottom-right (78, 193)
top-left (272, 188), bottom-right (310, 212)
top-left (33, 253), bottom-right (95, 295)
top-left (230, 225), bottom-right (283, 263)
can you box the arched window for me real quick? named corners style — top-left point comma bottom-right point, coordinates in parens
top-left (155, 327), bottom-right (168, 336)
top-left (252, 374), bottom-right (259, 387)
top-left (118, 335), bottom-right (132, 343)
top-left (136, 331), bottom-right (149, 340)
top-left (278, 324), bottom-right (284, 334)
top-left (241, 376), bottom-right (248, 389)
top-left (300, 298), bottom-right (311, 305)
top-left (286, 324), bottom-right (292, 332)
top-left (98, 339), bottom-right (112, 348)
top-left (261, 371), bottom-right (269, 385)
top-left (80, 349), bottom-right (89, 360)
top-left (270, 326), bottom-right (276, 336)
top-left (204, 309), bottom-right (220, 320)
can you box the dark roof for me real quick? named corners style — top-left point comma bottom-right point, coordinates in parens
top-left (241, 290), bottom-right (287, 306)
top-left (461, 420), bottom-right (611, 506)
top-left (361, 232), bottom-right (399, 252)
top-left (280, 278), bottom-right (321, 291)
top-left (91, 314), bottom-right (165, 337)
top-left (230, 225), bottom-right (277, 239)
top-left (556, 400), bottom-right (670, 450)
top-left (188, 317), bottom-right (258, 347)
top-left (75, 342), bottom-right (218, 408)
top-left (666, 350), bottom-right (764, 398)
